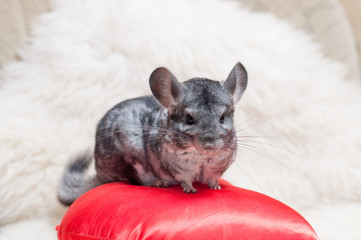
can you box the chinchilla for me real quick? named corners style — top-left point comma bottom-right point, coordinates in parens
top-left (58, 62), bottom-right (247, 205)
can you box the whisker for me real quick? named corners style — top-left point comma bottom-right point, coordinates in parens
top-left (237, 139), bottom-right (298, 156)
top-left (235, 109), bottom-right (289, 133)
top-left (236, 143), bottom-right (272, 160)
top-left (234, 114), bottom-right (260, 128)
top-left (236, 118), bottom-right (271, 133)
top-left (237, 135), bottom-right (291, 142)
top-left (95, 125), bottom-right (190, 143)
top-left (95, 129), bottom-right (124, 142)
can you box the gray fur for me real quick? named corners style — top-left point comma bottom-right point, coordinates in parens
top-left (57, 153), bottom-right (102, 205)
top-left (58, 62), bottom-right (248, 204)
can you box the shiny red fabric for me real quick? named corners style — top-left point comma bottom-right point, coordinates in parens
top-left (57, 180), bottom-right (318, 240)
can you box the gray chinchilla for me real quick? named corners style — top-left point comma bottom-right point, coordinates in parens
top-left (58, 62), bottom-right (247, 205)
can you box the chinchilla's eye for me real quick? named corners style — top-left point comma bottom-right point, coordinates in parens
top-left (220, 114), bottom-right (225, 124)
top-left (185, 114), bottom-right (197, 125)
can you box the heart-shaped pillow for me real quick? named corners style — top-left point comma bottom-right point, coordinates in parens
top-left (56, 180), bottom-right (318, 240)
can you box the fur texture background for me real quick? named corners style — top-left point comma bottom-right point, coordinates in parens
top-left (1, 0), bottom-right (361, 239)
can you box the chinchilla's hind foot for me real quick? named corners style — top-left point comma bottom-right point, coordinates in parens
top-left (149, 179), bottom-right (174, 188)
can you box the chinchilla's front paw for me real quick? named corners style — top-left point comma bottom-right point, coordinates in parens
top-left (208, 180), bottom-right (221, 190)
top-left (209, 184), bottom-right (221, 190)
top-left (181, 181), bottom-right (197, 193)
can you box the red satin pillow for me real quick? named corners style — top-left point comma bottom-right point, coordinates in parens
top-left (56, 180), bottom-right (318, 240)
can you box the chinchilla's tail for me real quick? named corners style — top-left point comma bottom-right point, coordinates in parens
top-left (57, 152), bottom-right (101, 206)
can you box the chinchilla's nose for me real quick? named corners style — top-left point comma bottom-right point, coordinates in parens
top-left (199, 133), bottom-right (223, 150)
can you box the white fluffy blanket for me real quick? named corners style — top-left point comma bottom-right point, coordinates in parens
top-left (1, 0), bottom-right (361, 239)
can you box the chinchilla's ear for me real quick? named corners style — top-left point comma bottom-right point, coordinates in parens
top-left (149, 67), bottom-right (185, 108)
top-left (223, 62), bottom-right (248, 104)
